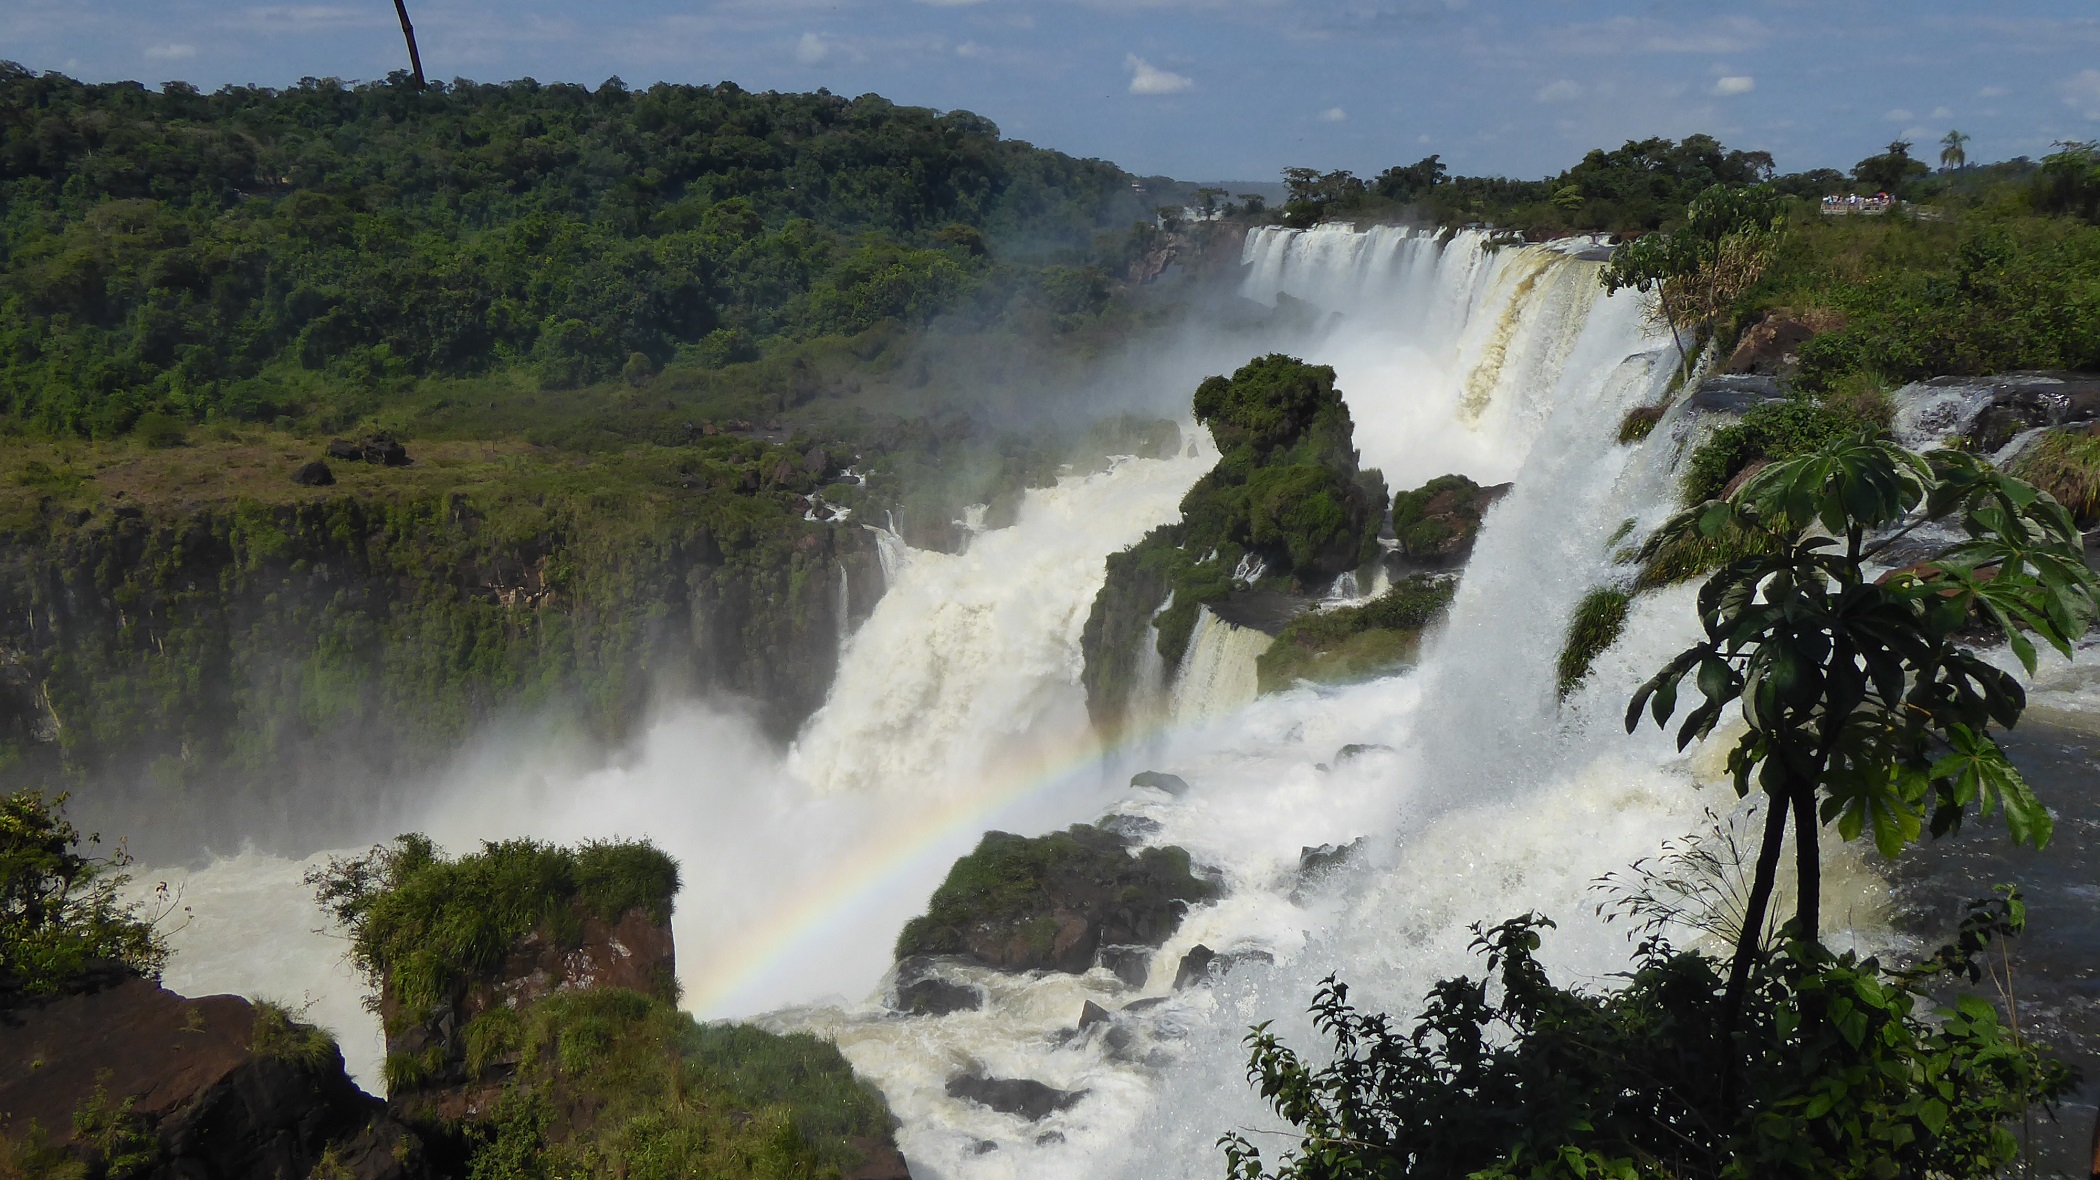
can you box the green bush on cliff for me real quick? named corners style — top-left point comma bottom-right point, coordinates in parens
top-left (1255, 575), bottom-right (1458, 693)
top-left (0, 790), bottom-right (169, 1003)
top-left (2010, 428), bottom-right (2100, 526)
top-left (455, 988), bottom-right (893, 1180)
top-left (309, 834), bottom-right (679, 1022)
top-left (1680, 397), bottom-right (1865, 505)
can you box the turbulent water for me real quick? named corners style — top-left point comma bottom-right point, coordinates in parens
top-left (139, 224), bottom-right (1978, 1174)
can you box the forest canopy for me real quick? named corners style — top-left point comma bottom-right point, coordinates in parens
top-left (0, 64), bottom-right (1147, 437)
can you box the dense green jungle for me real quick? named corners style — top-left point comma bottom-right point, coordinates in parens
top-left (7, 53), bottom-right (2100, 1180)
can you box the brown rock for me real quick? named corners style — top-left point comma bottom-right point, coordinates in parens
top-left (0, 977), bottom-right (425, 1180)
top-left (1726, 311), bottom-right (1831, 376)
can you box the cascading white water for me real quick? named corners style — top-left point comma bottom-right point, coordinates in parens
top-left (1166, 607), bottom-right (1271, 726)
top-left (759, 228), bottom-right (1791, 1180)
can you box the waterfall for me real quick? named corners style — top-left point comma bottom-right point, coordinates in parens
top-left (768, 227), bottom-right (1744, 1179)
top-left (1165, 607), bottom-right (1272, 726)
top-left (127, 224), bottom-right (1882, 1166)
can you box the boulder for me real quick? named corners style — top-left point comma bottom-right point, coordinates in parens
top-left (845, 1137), bottom-right (912, 1180)
top-left (1687, 374), bottom-right (1789, 416)
top-left (363, 435), bottom-right (411, 467)
top-left (1097, 945), bottom-right (1151, 988)
top-left (944, 1071), bottom-right (1087, 1122)
top-left (1941, 372), bottom-right (2100, 453)
top-left (895, 825), bottom-right (1218, 975)
top-left (325, 438), bottom-right (364, 461)
top-left (1173, 944), bottom-right (1218, 989)
top-left (892, 959), bottom-right (984, 1016)
top-left (1078, 1000), bottom-right (1113, 1031)
top-left (1298, 839), bottom-right (1363, 878)
top-left (0, 977), bottom-right (427, 1180)
top-left (1725, 312), bottom-right (1825, 376)
top-left (1333, 743), bottom-right (1391, 763)
top-left (293, 460), bottom-right (335, 487)
top-left (1097, 814), bottom-right (1162, 842)
top-left (1129, 770), bottom-right (1190, 796)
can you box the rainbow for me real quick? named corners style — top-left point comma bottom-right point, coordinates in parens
top-left (683, 711), bottom-right (1200, 1016)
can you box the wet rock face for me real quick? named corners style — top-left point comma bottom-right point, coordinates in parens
top-left (894, 824), bottom-right (1218, 975)
top-left (1686, 374), bottom-right (1789, 417)
top-left (0, 977), bottom-right (426, 1180)
top-left (1937, 372), bottom-right (2100, 452)
top-left (945, 1070), bottom-right (1087, 1121)
top-left (891, 958), bottom-right (985, 1015)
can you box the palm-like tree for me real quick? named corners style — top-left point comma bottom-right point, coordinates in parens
top-left (1940, 129), bottom-right (1969, 171)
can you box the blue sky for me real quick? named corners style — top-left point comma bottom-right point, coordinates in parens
top-left (8, 0), bottom-right (2100, 182)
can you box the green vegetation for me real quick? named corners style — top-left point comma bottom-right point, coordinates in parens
top-left (1224, 902), bottom-right (2066, 1180)
top-left (1601, 184), bottom-right (1789, 377)
top-left (308, 833), bottom-right (679, 1026)
top-left (1274, 135), bottom-right (1778, 237)
top-left (894, 823), bottom-right (1215, 968)
top-left (1228, 435), bottom-right (2096, 1180)
top-left (0, 63), bottom-right (1145, 438)
top-left (249, 1000), bottom-right (340, 1069)
top-left (1678, 397), bottom-right (1873, 504)
top-left (1389, 474), bottom-right (1496, 561)
top-left (1082, 356), bottom-right (1386, 732)
top-left (1255, 575), bottom-right (1456, 693)
top-left (0, 789), bottom-right (168, 1002)
top-left (2009, 427), bottom-right (2100, 525)
top-left (453, 989), bottom-right (893, 1180)
top-left (1554, 588), bottom-right (1629, 698)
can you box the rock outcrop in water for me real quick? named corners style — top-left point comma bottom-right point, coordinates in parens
top-left (1080, 355), bottom-right (1387, 737)
top-left (895, 824), bottom-right (1217, 975)
top-left (1389, 474), bottom-right (1509, 567)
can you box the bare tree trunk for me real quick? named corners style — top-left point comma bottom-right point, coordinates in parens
top-left (1793, 781), bottom-right (1820, 944)
top-left (391, 0), bottom-right (427, 90)
top-left (1720, 790), bottom-right (1790, 1106)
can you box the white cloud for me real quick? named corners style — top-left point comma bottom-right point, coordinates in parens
top-left (955, 40), bottom-right (987, 59)
top-left (1884, 107), bottom-right (1914, 122)
top-left (2063, 69), bottom-right (2100, 120)
top-left (1977, 85), bottom-right (2011, 99)
top-left (144, 43), bottom-right (197, 60)
top-left (1126, 55), bottom-right (1193, 95)
top-left (1316, 106), bottom-right (1346, 122)
top-left (794, 32), bottom-right (828, 64)
top-left (1711, 75), bottom-right (1754, 96)
top-left (1534, 79), bottom-right (1583, 103)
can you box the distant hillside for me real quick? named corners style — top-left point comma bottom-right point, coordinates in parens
top-left (0, 64), bottom-right (1151, 438)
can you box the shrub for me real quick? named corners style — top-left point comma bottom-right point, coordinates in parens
top-left (0, 791), bottom-right (170, 1003)
top-left (1618, 404), bottom-right (1667, 444)
top-left (1224, 900), bottom-right (2070, 1180)
top-left (1556, 588), bottom-right (1630, 697)
top-left (249, 1001), bottom-right (339, 1069)
top-left (1680, 398), bottom-right (1862, 504)
top-left (307, 834), bottom-right (679, 1021)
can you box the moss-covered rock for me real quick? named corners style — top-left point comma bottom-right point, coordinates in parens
top-left (1253, 575), bottom-right (1457, 693)
top-left (2010, 424), bottom-right (2100, 527)
top-left (1556, 588), bottom-right (1631, 698)
top-left (895, 824), bottom-right (1217, 975)
top-left (1081, 355), bottom-right (1386, 736)
top-left (1390, 474), bottom-right (1508, 564)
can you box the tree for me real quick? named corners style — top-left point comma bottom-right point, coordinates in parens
top-left (2034, 140), bottom-right (2100, 224)
top-left (1940, 129), bottom-right (1970, 172)
top-left (1372, 155), bottom-right (1448, 203)
top-left (390, 0), bottom-right (427, 90)
top-left (1629, 435), bottom-right (2099, 1032)
top-left (1196, 187), bottom-right (1227, 218)
top-left (1600, 183), bottom-right (1789, 378)
top-left (1852, 140), bottom-right (1927, 195)
top-left (1237, 193), bottom-right (1268, 217)
top-left (1, 790), bottom-right (174, 1001)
